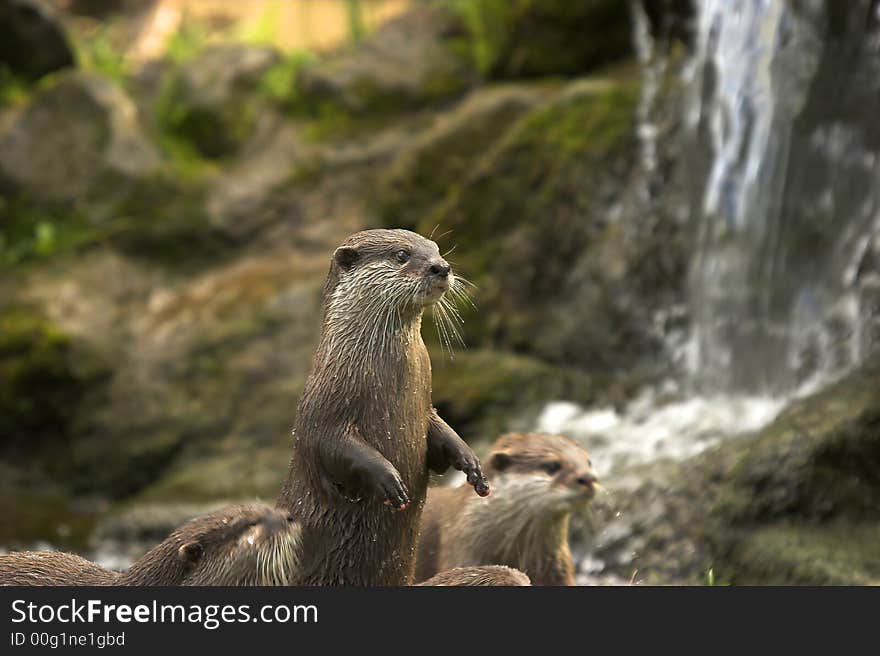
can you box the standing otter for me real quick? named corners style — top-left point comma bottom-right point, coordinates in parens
top-left (418, 566), bottom-right (531, 586)
top-left (277, 229), bottom-right (489, 586)
top-left (0, 504), bottom-right (300, 586)
top-left (415, 432), bottom-right (598, 586)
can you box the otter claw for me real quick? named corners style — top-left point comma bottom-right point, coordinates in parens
top-left (382, 484), bottom-right (409, 510)
top-left (474, 480), bottom-right (490, 497)
top-left (461, 463), bottom-right (490, 497)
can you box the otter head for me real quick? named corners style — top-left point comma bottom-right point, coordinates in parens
top-left (171, 504), bottom-right (300, 586)
top-left (323, 229), bottom-right (457, 317)
top-left (484, 433), bottom-right (599, 513)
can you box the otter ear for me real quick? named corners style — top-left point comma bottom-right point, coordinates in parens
top-left (334, 246), bottom-right (359, 271)
top-left (489, 452), bottom-right (512, 472)
top-left (178, 541), bottom-right (204, 565)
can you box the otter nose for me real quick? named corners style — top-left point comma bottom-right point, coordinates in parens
top-left (429, 260), bottom-right (450, 278)
top-left (576, 473), bottom-right (597, 488)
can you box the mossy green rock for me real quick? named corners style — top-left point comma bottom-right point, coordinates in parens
top-left (378, 83), bottom-right (545, 230)
top-left (0, 71), bottom-right (161, 204)
top-left (401, 71), bottom-right (676, 376)
top-left (430, 348), bottom-right (597, 439)
top-left (720, 522), bottom-right (880, 585)
top-left (454, 0), bottom-right (632, 78)
top-left (157, 44), bottom-right (280, 159)
top-left (589, 356), bottom-right (880, 584)
top-left (0, 305), bottom-right (101, 454)
top-left (296, 6), bottom-right (477, 116)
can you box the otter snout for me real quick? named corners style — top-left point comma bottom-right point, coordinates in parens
top-left (429, 259), bottom-right (451, 278)
top-left (576, 472), bottom-right (597, 488)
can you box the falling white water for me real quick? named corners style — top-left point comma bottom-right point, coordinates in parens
top-left (535, 389), bottom-right (784, 477)
top-left (684, 0), bottom-right (880, 394)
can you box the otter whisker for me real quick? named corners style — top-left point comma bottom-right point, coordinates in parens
top-left (433, 306), bottom-right (453, 357)
top-left (453, 274), bottom-right (478, 289)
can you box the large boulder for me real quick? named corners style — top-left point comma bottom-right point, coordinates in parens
top-left (586, 356), bottom-right (880, 584)
top-left (395, 71), bottom-right (683, 378)
top-left (296, 5), bottom-right (477, 115)
top-left (158, 44), bottom-right (281, 159)
top-left (378, 83), bottom-right (545, 230)
top-left (0, 0), bottom-right (75, 81)
top-left (0, 71), bottom-right (161, 205)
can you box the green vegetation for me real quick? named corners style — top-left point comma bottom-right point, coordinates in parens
top-left (72, 28), bottom-right (128, 83)
top-left (0, 195), bottom-right (99, 268)
top-left (0, 65), bottom-right (28, 108)
top-left (0, 305), bottom-right (101, 454)
top-left (447, 0), bottom-right (632, 78)
top-left (166, 22), bottom-right (210, 64)
top-left (449, 0), bottom-right (508, 76)
top-left (238, 0), bottom-right (283, 45)
top-left (346, 0), bottom-right (367, 43)
top-left (258, 50), bottom-right (316, 110)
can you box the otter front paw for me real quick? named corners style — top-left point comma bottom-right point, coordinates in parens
top-left (457, 454), bottom-right (490, 498)
top-left (375, 466), bottom-right (411, 511)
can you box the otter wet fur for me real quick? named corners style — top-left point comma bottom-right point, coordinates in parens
top-left (277, 229), bottom-right (489, 586)
top-left (418, 565), bottom-right (531, 586)
top-left (415, 432), bottom-right (598, 586)
top-left (0, 504), bottom-right (300, 586)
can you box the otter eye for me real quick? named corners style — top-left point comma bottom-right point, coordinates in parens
top-left (543, 461), bottom-right (561, 474)
top-left (395, 250), bottom-right (410, 263)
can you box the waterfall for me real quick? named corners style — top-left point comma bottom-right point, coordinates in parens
top-left (684, 0), bottom-right (880, 394)
top-left (534, 1), bottom-right (880, 479)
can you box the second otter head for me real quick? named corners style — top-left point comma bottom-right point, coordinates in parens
top-left (324, 229), bottom-right (454, 314)
top-left (167, 504), bottom-right (300, 586)
top-left (485, 432), bottom-right (599, 511)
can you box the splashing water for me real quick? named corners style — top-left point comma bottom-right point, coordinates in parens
top-left (536, 390), bottom-right (783, 476)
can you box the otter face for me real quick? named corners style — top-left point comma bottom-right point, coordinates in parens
top-left (485, 433), bottom-right (599, 511)
top-left (329, 229), bottom-right (455, 310)
top-left (174, 504), bottom-right (300, 586)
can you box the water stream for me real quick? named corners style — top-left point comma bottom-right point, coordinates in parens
top-left (545, 0), bottom-right (880, 481)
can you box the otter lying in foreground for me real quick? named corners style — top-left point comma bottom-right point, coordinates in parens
top-left (278, 229), bottom-right (489, 586)
top-left (415, 432), bottom-right (599, 586)
top-left (0, 504), bottom-right (300, 586)
top-left (418, 566), bottom-right (531, 586)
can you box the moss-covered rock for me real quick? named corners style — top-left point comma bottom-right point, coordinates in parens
top-left (396, 70), bottom-right (679, 379)
top-left (587, 356), bottom-right (880, 585)
top-left (0, 71), bottom-right (162, 204)
top-left (295, 6), bottom-right (477, 116)
top-left (430, 348), bottom-right (597, 440)
top-left (155, 44), bottom-right (281, 159)
top-left (0, 304), bottom-right (105, 455)
top-left (378, 83), bottom-right (546, 229)
top-left (451, 0), bottom-right (632, 79)
top-left (720, 522), bottom-right (880, 585)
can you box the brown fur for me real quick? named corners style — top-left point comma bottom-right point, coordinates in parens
top-left (418, 565), bottom-right (531, 586)
top-left (416, 432), bottom-right (598, 586)
top-left (277, 229), bottom-right (487, 586)
top-left (0, 504), bottom-right (299, 586)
